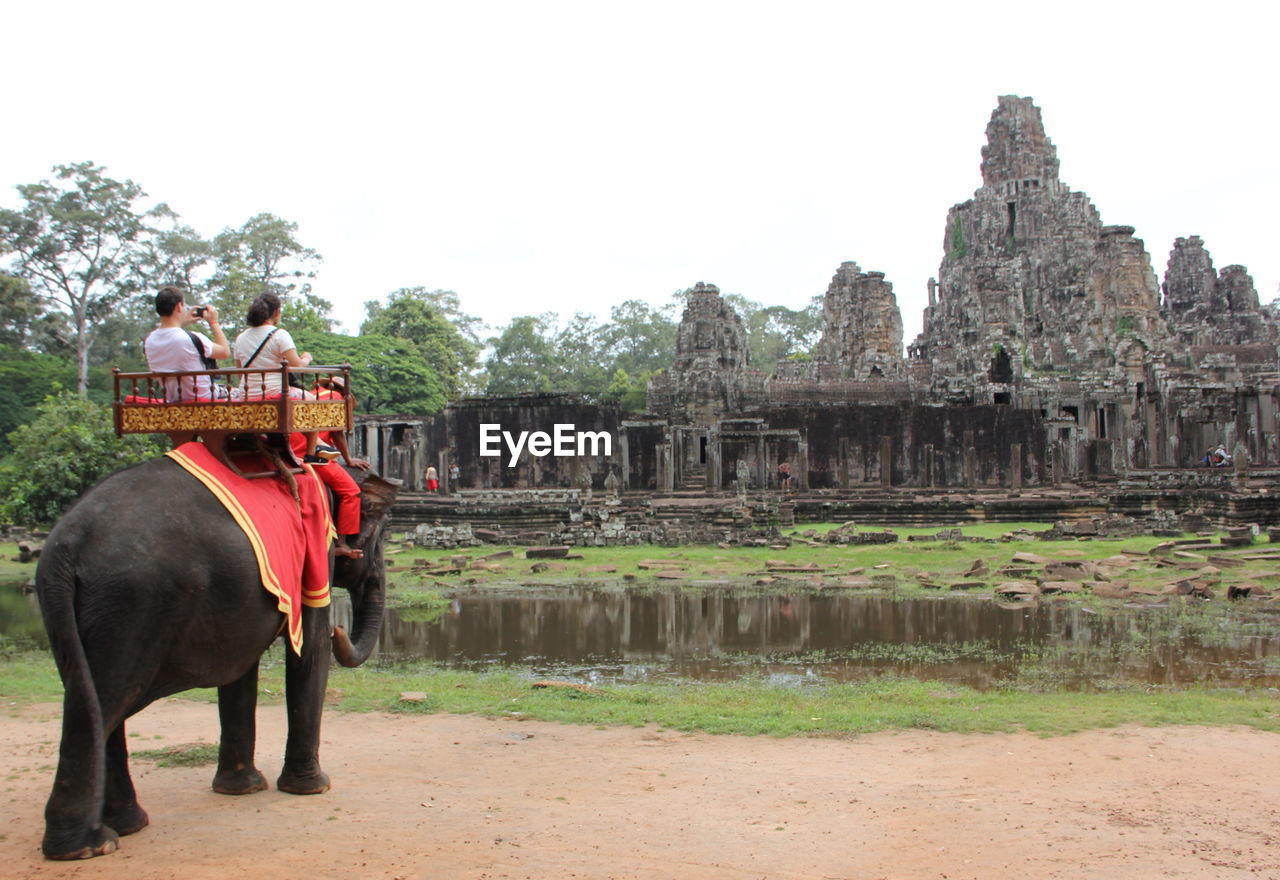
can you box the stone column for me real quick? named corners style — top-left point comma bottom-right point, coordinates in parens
top-left (797, 438), bottom-right (809, 492)
top-left (662, 443), bottom-right (675, 493)
top-left (1011, 442), bottom-right (1023, 491)
top-left (1260, 394), bottom-right (1276, 466)
top-left (963, 430), bottom-right (976, 487)
top-left (708, 431), bottom-right (722, 493)
top-left (619, 429), bottom-right (631, 490)
top-left (838, 437), bottom-right (849, 489)
top-left (880, 436), bottom-right (893, 488)
top-left (924, 444), bottom-right (935, 488)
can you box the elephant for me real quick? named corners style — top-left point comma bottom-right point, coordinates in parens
top-left (34, 457), bottom-right (399, 860)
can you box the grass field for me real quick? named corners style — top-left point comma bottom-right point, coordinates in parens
top-left (4, 528), bottom-right (1280, 737)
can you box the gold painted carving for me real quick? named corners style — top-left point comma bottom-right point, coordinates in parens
top-left (290, 402), bottom-right (349, 432)
top-left (119, 403), bottom-right (281, 434)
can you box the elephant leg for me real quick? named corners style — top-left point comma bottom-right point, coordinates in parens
top-left (213, 664), bottom-right (269, 795)
top-left (102, 722), bottom-right (149, 836)
top-left (276, 605), bottom-right (332, 795)
top-left (42, 684), bottom-right (118, 859)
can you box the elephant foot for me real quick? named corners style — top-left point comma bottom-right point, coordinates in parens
top-left (103, 802), bottom-right (150, 836)
top-left (42, 823), bottom-right (120, 860)
top-left (276, 768), bottom-right (330, 795)
top-left (212, 766), bottom-right (270, 796)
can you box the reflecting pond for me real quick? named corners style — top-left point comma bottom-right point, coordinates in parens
top-left (6, 581), bottom-right (1280, 690)
top-left (342, 586), bottom-right (1280, 690)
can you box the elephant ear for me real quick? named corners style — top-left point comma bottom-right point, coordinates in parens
top-left (352, 471), bottom-right (400, 546)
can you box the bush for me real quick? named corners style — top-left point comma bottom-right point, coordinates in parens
top-left (0, 392), bottom-right (164, 527)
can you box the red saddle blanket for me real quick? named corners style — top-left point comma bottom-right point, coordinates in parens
top-left (165, 442), bottom-right (336, 655)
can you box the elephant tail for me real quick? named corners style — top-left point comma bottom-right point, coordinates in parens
top-left (35, 544), bottom-right (110, 843)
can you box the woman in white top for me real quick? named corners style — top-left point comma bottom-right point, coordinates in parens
top-left (233, 292), bottom-right (337, 463)
top-left (233, 293), bottom-right (313, 399)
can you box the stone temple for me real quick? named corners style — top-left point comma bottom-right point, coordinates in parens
top-left (358, 96), bottom-right (1280, 530)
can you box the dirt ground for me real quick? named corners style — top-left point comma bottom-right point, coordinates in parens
top-left (3, 700), bottom-right (1280, 880)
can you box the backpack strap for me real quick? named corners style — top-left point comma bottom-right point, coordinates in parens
top-left (185, 330), bottom-right (218, 370)
top-left (242, 327), bottom-right (279, 368)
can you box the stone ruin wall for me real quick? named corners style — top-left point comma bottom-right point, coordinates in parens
top-left (359, 95), bottom-right (1280, 493)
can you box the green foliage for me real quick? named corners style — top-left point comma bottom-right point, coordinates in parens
top-left (0, 392), bottom-right (163, 526)
top-left (722, 293), bottom-right (823, 372)
top-left (361, 288), bottom-right (482, 397)
top-left (483, 302), bottom-right (680, 397)
top-left (145, 223), bottom-right (214, 294)
top-left (0, 350), bottom-right (77, 453)
top-left (553, 312), bottom-right (611, 391)
top-left (607, 367), bottom-right (651, 411)
top-left (0, 162), bottom-right (167, 394)
top-left (208, 213), bottom-right (332, 334)
top-left (946, 217), bottom-right (968, 261)
top-left (0, 274), bottom-right (41, 348)
top-left (483, 314), bottom-right (559, 394)
top-left (293, 329), bottom-right (446, 415)
top-left (601, 299), bottom-right (679, 377)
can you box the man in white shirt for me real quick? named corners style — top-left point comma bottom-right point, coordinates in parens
top-left (143, 285), bottom-right (230, 401)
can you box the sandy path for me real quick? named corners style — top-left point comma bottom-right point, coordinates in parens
top-left (2, 699), bottom-right (1279, 879)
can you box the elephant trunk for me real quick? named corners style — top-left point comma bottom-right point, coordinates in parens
top-left (330, 471), bottom-right (398, 668)
top-left (332, 555), bottom-right (385, 667)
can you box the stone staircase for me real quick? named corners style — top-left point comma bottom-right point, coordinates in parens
top-left (675, 465), bottom-right (707, 495)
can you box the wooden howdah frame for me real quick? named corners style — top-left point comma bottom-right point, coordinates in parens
top-left (113, 364), bottom-right (354, 476)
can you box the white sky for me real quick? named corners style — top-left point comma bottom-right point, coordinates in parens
top-left (3, 1), bottom-right (1276, 346)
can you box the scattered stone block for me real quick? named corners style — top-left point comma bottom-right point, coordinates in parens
top-left (838, 576), bottom-right (874, 588)
top-left (995, 580), bottom-right (1040, 597)
top-left (525, 546), bottom-right (570, 559)
top-left (1204, 555), bottom-right (1244, 568)
top-left (1090, 582), bottom-right (1131, 599)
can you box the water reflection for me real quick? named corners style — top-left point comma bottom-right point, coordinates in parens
top-left (0, 585), bottom-right (47, 650)
top-left (5, 580), bottom-right (1277, 690)
top-left (334, 587), bottom-right (1280, 690)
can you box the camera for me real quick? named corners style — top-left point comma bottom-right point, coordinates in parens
top-left (193, 305), bottom-right (208, 318)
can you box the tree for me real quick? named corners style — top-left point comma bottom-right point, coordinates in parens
top-left (723, 293), bottom-right (823, 373)
top-left (0, 162), bottom-right (166, 394)
top-left (209, 213), bottom-right (332, 333)
top-left (483, 315), bottom-right (559, 395)
top-left (292, 329), bottom-right (447, 415)
top-left (145, 222), bottom-right (214, 294)
top-left (606, 366), bottom-right (651, 411)
top-left (361, 288), bottom-right (482, 397)
top-left (553, 312), bottom-right (610, 392)
top-left (0, 351), bottom-right (77, 454)
top-left (0, 274), bottom-right (41, 348)
top-left (601, 299), bottom-right (678, 377)
top-left (0, 392), bottom-right (163, 526)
